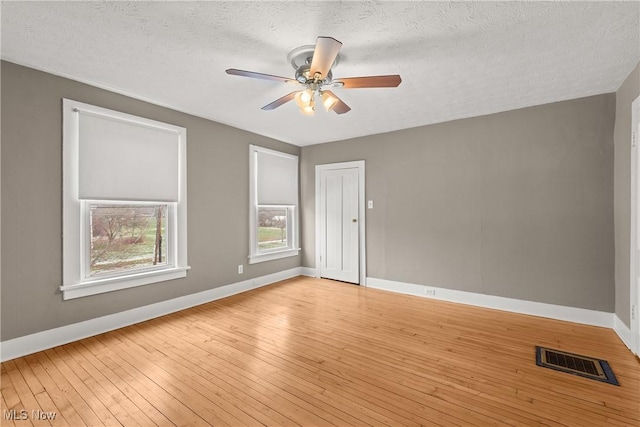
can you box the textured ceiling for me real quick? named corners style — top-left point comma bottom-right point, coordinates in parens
top-left (1, 1), bottom-right (639, 146)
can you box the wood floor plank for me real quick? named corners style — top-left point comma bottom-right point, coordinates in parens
top-left (264, 279), bottom-right (640, 414)
top-left (44, 347), bottom-right (122, 427)
top-left (73, 338), bottom-right (178, 427)
top-left (2, 276), bottom-right (638, 426)
top-left (87, 334), bottom-right (261, 427)
top-left (73, 338), bottom-right (205, 427)
top-left (202, 302), bottom-right (558, 426)
top-left (139, 307), bottom-right (432, 426)
top-left (194, 282), bottom-right (632, 425)
top-left (2, 363), bottom-right (22, 413)
top-left (100, 323), bottom-right (316, 425)
top-left (110, 326), bottom-right (345, 427)
top-left (162, 309), bottom-right (436, 426)
top-left (30, 351), bottom-right (105, 427)
top-left (128, 315), bottom-right (419, 427)
top-left (19, 355), bottom-right (86, 426)
top-left (120, 332), bottom-right (356, 425)
top-left (1, 393), bottom-right (17, 427)
top-left (3, 360), bottom-right (46, 426)
top-left (92, 332), bottom-right (293, 427)
top-left (56, 343), bottom-right (143, 426)
top-left (177, 304), bottom-right (517, 426)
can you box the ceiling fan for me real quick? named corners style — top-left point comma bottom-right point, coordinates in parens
top-left (226, 36), bottom-right (402, 115)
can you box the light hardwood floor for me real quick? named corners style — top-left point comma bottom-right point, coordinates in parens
top-left (1, 276), bottom-right (639, 426)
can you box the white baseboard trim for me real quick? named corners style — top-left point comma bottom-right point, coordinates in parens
top-left (4, 270), bottom-right (631, 362)
top-left (1, 267), bottom-right (303, 362)
top-left (613, 315), bottom-right (634, 351)
top-left (366, 277), bottom-right (613, 328)
top-left (300, 267), bottom-right (317, 277)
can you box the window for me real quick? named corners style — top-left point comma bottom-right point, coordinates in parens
top-left (249, 145), bottom-right (299, 263)
top-left (61, 99), bottom-right (188, 299)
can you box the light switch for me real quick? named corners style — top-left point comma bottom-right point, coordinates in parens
top-left (367, 200), bottom-right (374, 209)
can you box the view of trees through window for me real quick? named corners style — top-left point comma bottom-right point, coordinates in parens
top-left (90, 204), bottom-right (167, 276)
top-left (257, 207), bottom-right (288, 251)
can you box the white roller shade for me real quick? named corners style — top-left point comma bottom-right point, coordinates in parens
top-left (255, 148), bottom-right (298, 205)
top-left (78, 112), bottom-right (181, 202)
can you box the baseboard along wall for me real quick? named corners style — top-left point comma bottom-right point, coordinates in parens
top-left (300, 267), bottom-right (317, 277)
top-left (365, 277), bottom-right (613, 328)
top-left (2, 268), bottom-right (634, 361)
top-left (613, 314), bottom-right (634, 351)
top-left (0, 267), bottom-right (303, 362)
top-left (364, 276), bottom-right (639, 353)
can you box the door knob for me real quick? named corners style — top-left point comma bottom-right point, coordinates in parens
top-left (352, 219), bottom-right (357, 223)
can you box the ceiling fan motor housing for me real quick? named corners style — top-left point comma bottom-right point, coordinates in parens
top-left (295, 64), bottom-right (333, 85)
top-left (289, 44), bottom-right (339, 86)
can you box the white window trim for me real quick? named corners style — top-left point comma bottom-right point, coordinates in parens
top-left (249, 145), bottom-right (300, 264)
top-left (630, 95), bottom-right (640, 356)
top-left (62, 99), bottom-right (189, 300)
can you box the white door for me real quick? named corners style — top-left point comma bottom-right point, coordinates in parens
top-left (319, 167), bottom-right (360, 283)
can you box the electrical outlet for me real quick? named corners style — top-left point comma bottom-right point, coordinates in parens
top-left (425, 288), bottom-right (436, 296)
top-left (238, 264), bottom-right (243, 274)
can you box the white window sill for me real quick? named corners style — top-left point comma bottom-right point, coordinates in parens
top-left (248, 248), bottom-right (300, 264)
top-left (60, 266), bottom-right (190, 300)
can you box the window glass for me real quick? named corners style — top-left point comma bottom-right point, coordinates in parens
top-left (89, 204), bottom-right (168, 276)
top-left (257, 206), bottom-right (289, 252)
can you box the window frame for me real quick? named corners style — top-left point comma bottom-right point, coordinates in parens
top-left (249, 145), bottom-right (299, 264)
top-left (61, 99), bottom-right (189, 300)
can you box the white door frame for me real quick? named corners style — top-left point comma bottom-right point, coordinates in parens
top-left (630, 95), bottom-right (640, 356)
top-left (315, 161), bottom-right (366, 285)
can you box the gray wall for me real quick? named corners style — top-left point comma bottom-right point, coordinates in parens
top-left (614, 63), bottom-right (640, 328)
top-left (1, 61), bottom-right (300, 341)
top-left (301, 94), bottom-right (616, 312)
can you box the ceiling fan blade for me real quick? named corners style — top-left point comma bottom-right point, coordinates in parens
top-left (310, 37), bottom-right (342, 79)
top-left (334, 75), bottom-right (402, 88)
top-left (261, 92), bottom-right (298, 110)
top-left (226, 68), bottom-right (297, 84)
top-left (323, 90), bottom-right (351, 114)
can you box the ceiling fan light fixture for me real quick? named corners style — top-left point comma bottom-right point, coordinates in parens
top-left (295, 89), bottom-right (314, 108)
top-left (300, 89), bottom-right (313, 104)
top-left (300, 91), bottom-right (316, 116)
top-left (321, 91), bottom-right (338, 111)
top-left (300, 105), bottom-right (315, 116)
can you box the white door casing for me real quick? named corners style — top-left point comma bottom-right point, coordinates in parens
top-left (316, 161), bottom-right (366, 285)
top-left (631, 95), bottom-right (640, 356)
